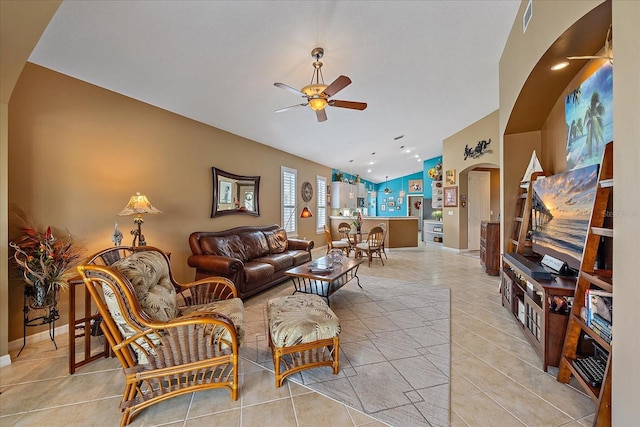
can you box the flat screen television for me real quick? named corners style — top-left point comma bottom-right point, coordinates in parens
top-left (530, 164), bottom-right (599, 272)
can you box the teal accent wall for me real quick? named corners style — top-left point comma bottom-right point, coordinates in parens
top-left (423, 156), bottom-right (443, 198)
top-left (333, 157), bottom-right (442, 216)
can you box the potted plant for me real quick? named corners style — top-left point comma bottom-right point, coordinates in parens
top-left (10, 223), bottom-right (84, 308)
top-left (431, 210), bottom-right (443, 221)
top-left (332, 172), bottom-right (344, 182)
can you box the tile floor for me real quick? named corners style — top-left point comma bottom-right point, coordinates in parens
top-left (0, 242), bottom-right (596, 426)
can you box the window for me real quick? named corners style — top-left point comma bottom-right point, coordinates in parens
top-left (316, 175), bottom-right (327, 233)
top-left (282, 167), bottom-right (297, 234)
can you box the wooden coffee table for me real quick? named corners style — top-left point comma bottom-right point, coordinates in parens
top-left (285, 256), bottom-right (363, 305)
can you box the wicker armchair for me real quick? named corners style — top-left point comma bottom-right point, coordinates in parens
top-left (77, 246), bottom-right (244, 427)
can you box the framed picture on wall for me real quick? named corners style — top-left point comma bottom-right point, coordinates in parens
top-left (219, 181), bottom-right (232, 204)
top-left (408, 179), bottom-right (422, 192)
top-left (380, 204), bottom-right (386, 212)
top-left (444, 186), bottom-right (458, 207)
top-left (388, 201), bottom-right (395, 207)
top-left (397, 197), bottom-right (403, 205)
top-left (446, 169), bottom-right (456, 185)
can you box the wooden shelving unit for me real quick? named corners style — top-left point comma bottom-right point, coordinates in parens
top-left (507, 172), bottom-right (549, 255)
top-left (480, 221), bottom-right (500, 275)
top-left (557, 142), bottom-right (613, 427)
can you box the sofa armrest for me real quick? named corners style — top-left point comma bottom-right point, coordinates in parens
top-left (288, 238), bottom-right (314, 252)
top-left (187, 254), bottom-right (243, 276)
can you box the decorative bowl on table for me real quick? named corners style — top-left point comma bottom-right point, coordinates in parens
top-left (328, 249), bottom-right (344, 264)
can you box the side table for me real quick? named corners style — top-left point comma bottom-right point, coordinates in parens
top-left (68, 275), bottom-right (110, 374)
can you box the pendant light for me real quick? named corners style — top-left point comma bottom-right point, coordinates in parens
top-left (384, 176), bottom-right (392, 194)
top-left (349, 160), bottom-right (354, 199)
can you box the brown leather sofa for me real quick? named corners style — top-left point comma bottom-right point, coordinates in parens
top-left (188, 224), bottom-right (314, 299)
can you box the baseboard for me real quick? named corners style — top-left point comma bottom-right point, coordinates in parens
top-left (0, 353), bottom-right (12, 367)
top-left (7, 322), bottom-right (69, 352)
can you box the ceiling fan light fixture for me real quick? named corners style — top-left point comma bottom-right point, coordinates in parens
top-left (302, 84), bottom-right (328, 110)
top-left (308, 97), bottom-right (327, 111)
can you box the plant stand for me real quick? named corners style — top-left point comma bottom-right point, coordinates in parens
top-left (17, 284), bottom-right (60, 357)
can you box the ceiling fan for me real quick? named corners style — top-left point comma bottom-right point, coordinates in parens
top-left (274, 47), bottom-right (367, 122)
top-left (567, 25), bottom-right (613, 64)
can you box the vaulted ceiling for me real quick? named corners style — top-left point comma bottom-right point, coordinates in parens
top-left (29, 1), bottom-right (521, 183)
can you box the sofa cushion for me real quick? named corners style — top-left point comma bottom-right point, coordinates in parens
top-left (263, 228), bottom-right (288, 254)
top-left (290, 249), bottom-right (313, 266)
top-left (255, 253), bottom-right (294, 271)
top-left (112, 251), bottom-right (178, 323)
top-left (200, 235), bottom-right (247, 261)
top-left (239, 230), bottom-right (269, 259)
top-left (243, 261), bottom-right (275, 285)
top-left (200, 236), bottom-right (229, 257)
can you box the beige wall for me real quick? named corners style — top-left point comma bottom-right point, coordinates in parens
top-left (502, 131), bottom-right (542, 250)
top-left (501, 0), bottom-right (639, 423)
top-left (0, 0), bottom-right (62, 362)
top-left (611, 1), bottom-right (640, 423)
top-left (6, 64), bottom-right (330, 342)
top-left (442, 110), bottom-right (500, 249)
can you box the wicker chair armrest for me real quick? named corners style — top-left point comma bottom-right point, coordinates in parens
top-left (176, 276), bottom-right (238, 306)
top-left (116, 311), bottom-right (239, 360)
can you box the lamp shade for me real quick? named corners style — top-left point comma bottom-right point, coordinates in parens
top-left (117, 192), bottom-right (162, 216)
top-left (300, 206), bottom-right (313, 218)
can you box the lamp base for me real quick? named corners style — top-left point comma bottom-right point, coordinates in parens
top-left (131, 216), bottom-right (147, 246)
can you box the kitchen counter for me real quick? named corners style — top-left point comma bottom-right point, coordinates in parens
top-left (329, 216), bottom-right (419, 248)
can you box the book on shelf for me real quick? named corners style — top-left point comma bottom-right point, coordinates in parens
top-left (585, 289), bottom-right (612, 329)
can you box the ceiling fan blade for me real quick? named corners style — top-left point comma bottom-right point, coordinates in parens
top-left (567, 55), bottom-right (611, 60)
top-left (322, 75), bottom-right (351, 97)
top-left (328, 100), bottom-right (367, 110)
top-left (274, 82), bottom-right (306, 97)
top-left (316, 109), bottom-right (327, 122)
top-left (274, 103), bottom-right (307, 113)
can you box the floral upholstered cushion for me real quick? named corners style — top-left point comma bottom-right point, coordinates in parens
top-left (112, 251), bottom-right (178, 322)
top-left (267, 294), bottom-right (340, 347)
top-left (180, 298), bottom-right (245, 345)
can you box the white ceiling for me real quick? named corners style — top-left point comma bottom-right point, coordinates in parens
top-left (29, 0), bottom-right (520, 183)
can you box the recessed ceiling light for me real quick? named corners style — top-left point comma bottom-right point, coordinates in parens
top-left (405, 149), bottom-right (411, 153)
top-left (414, 154), bottom-right (419, 158)
top-left (367, 169), bottom-right (372, 173)
top-left (551, 61), bottom-right (569, 71)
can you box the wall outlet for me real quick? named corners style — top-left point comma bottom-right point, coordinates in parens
top-left (448, 210), bottom-right (454, 216)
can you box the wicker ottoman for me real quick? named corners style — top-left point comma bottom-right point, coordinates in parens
top-left (267, 294), bottom-right (340, 387)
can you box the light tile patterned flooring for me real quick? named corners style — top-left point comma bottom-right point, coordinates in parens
top-left (0, 243), bottom-right (595, 426)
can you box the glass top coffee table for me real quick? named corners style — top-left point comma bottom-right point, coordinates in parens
top-left (285, 255), bottom-right (363, 306)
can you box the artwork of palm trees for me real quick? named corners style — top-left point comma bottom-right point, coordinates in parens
top-left (565, 61), bottom-right (613, 170)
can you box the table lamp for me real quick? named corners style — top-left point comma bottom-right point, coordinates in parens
top-left (117, 192), bottom-right (162, 246)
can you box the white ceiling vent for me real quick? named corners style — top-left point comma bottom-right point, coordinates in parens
top-left (523, 0), bottom-right (533, 33)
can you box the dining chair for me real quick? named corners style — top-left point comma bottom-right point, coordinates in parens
top-left (377, 222), bottom-right (389, 259)
top-left (354, 225), bottom-right (385, 267)
top-left (337, 222), bottom-right (354, 256)
top-left (324, 225), bottom-right (350, 256)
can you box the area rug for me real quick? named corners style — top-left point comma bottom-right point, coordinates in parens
top-left (240, 275), bottom-right (451, 427)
